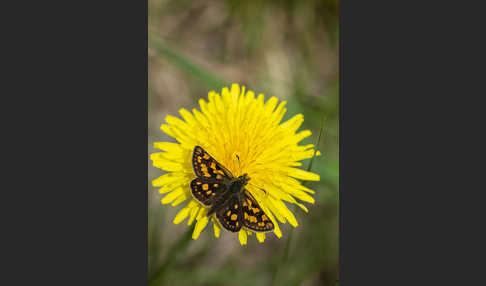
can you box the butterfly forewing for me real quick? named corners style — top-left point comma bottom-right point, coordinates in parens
top-left (190, 177), bottom-right (226, 206)
top-left (215, 196), bottom-right (243, 232)
top-left (240, 190), bottom-right (275, 232)
top-left (192, 146), bottom-right (233, 180)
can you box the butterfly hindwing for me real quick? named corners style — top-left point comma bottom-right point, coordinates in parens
top-left (190, 177), bottom-right (226, 206)
top-left (240, 190), bottom-right (275, 232)
top-left (215, 196), bottom-right (242, 232)
top-left (192, 146), bottom-right (233, 180)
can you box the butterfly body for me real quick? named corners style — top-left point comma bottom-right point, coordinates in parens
top-left (207, 174), bottom-right (248, 216)
top-left (190, 146), bottom-right (274, 233)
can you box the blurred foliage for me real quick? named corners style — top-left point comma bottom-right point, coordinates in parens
top-left (149, 0), bottom-right (339, 285)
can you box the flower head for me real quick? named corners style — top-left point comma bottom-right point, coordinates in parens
top-left (150, 84), bottom-right (320, 245)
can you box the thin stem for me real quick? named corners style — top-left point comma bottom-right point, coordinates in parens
top-left (270, 206), bottom-right (295, 286)
top-left (306, 115), bottom-right (326, 174)
top-left (270, 116), bottom-right (326, 286)
top-left (148, 225), bottom-right (194, 286)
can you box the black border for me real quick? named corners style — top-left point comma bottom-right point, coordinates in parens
top-left (339, 1), bottom-right (477, 285)
top-left (7, 1), bottom-right (149, 284)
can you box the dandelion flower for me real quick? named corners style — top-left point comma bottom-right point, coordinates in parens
top-left (150, 83), bottom-right (320, 245)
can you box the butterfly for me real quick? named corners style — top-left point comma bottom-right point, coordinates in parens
top-left (190, 146), bottom-right (275, 233)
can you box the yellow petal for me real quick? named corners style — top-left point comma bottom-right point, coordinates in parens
top-left (278, 183), bottom-right (315, 204)
top-left (196, 207), bottom-right (208, 220)
top-left (291, 130), bottom-right (312, 144)
top-left (165, 115), bottom-right (190, 132)
top-left (291, 148), bottom-right (319, 161)
top-left (271, 101), bottom-right (287, 125)
top-left (152, 172), bottom-right (185, 187)
top-left (166, 125), bottom-right (196, 146)
top-left (269, 197), bottom-right (298, 227)
top-left (300, 187), bottom-right (315, 194)
top-left (160, 124), bottom-right (176, 138)
top-left (192, 216), bottom-right (209, 240)
top-left (284, 167), bottom-right (320, 181)
top-left (244, 90), bottom-right (255, 104)
top-left (150, 151), bottom-right (184, 163)
top-left (192, 109), bottom-right (209, 128)
top-left (198, 98), bottom-right (209, 116)
top-left (280, 114), bottom-right (304, 133)
top-left (212, 219), bottom-right (221, 238)
top-left (171, 193), bottom-right (188, 206)
top-left (151, 154), bottom-right (183, 172)
top-left (256, 93), bottom-right (265, 106)
top-left (238, 229), bottom-right (248, 245)
top-left (206, 92), bottom-right (219, 117)
top-left (295, 202), bottom-right (309, 213)
top-left (153, 142), bottom-right (183, 153)
top-left (179, 108), bottom-right (198, 127)
top-left (214, 92), bottom-right (225, 114)
top-left (290, 189), bottom-right (315, 204)
top-left (161, 187), bottom-right (184, 205)
top-left (230, 83), bottom-right (240, 104)
top-left (264, 96), bottom-right (279, 114)
top-left (256, 233), bottom-right (265, 243)
top-left (266, 199), bottom-right (287, 224)
top-left (158, 183), bottom-right (178, 194)
top-left (187, 203), bottom-right (200, 226)
top-left (173, 206), bottom-right (191, 224)
top-left (265, 185), bottom-right (295, 201)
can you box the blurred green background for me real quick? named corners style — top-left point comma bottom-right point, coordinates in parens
top-left (148, 0), bottom-right (339, 285)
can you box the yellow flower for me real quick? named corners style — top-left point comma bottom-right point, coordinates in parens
top-left (150, 83), bottom-right (320, 245)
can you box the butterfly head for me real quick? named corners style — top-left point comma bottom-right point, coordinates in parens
top-left (237, 173), bottom-right (250, 185)
top-left (227, 173), bottom-right (250, 194)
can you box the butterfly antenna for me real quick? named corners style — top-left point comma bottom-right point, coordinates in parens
top-left (235, 153), bottom-right (267, 196)
top-left (235, 154), bottom-right (241, 172)
top-left (248, 182), bottom-right (268, 195)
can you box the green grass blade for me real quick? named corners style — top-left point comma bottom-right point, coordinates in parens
top-left (148, 31), bottom-right (229, 91)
